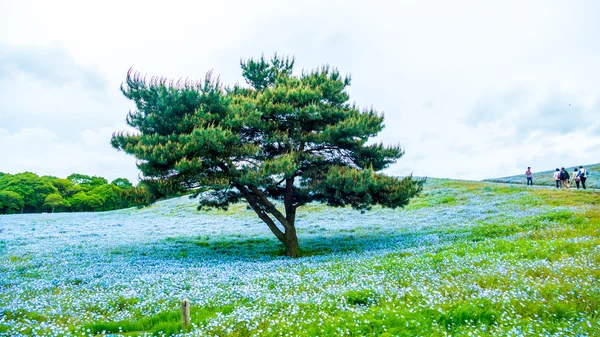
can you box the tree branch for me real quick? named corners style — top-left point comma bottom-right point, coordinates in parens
top-left (235, 183), bottom-right (286, 243)
top-left (233, 158), bottom-right (260, 168)
top-left (248, 185), bottom-right (293, 230)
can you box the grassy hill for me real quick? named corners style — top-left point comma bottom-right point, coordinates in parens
top-left (484, 163), bottom-right (600, 189)
top-left (0, 178), bottom-right (599, 336)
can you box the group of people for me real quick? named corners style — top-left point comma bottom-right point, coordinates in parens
top-left (525, 166), bottom-right (589, 189)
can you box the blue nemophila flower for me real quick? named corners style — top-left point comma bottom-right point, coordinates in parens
top-left (0, 179), bottom-right (598, 336)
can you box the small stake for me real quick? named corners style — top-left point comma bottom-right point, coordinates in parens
top-left (182, 299), bottom-right (191, 330)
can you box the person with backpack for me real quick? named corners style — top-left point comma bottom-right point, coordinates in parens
top-left (573, 168), bottom-right (581, 189)
top-left (525, 167), bottom-right (533, 186)
top-left (553, 168), bottom-right (562, 188)
top-left (560, 167), bottom-right (570, 188)
top-left (578, 166), bottom-right (588, 189)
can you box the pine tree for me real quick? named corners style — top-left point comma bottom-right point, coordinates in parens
top-left (112, 55), bottom-right (424, 257)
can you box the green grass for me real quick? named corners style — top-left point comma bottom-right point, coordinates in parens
top-left (83, 304), bottom-right (235, 336)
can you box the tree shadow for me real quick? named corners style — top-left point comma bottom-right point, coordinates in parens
top-left (124, 228), bottom-right (452, 264)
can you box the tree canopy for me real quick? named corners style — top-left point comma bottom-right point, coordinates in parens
top-left (0, 191), bottom-right (24, 214)
top-left (112, 55), bottom-right (424, 257)
top-left (44, 193), bottom-right (70, 213)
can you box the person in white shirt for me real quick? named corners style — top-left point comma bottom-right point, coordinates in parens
top-left (578, 166), bottom-right (587, 189)
top-left (553, 168), bottom-right (561, 188)
top-left (573, 168), bottom-right (581, 189)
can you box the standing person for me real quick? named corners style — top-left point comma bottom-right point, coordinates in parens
top-left (525, 167), bottom-right (533, 186)
top-left (553, 168), bottom-right (561, 188)
top-left (560, 167), bottom-right (570, 188)
top-left (579, 166), bottom-right (587, 189)
top-left (573, 168), bottom-right (581, 189)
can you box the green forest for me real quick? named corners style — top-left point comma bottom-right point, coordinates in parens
top-left (0, 172), bottom-right (152, 214)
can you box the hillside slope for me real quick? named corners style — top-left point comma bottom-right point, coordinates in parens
top-left (484, 163), bottom-right (599, 189)
top-left (1, 179), bottom-right (599, 336)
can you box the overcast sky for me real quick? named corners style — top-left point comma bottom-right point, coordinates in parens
top-left (1, 0), bottom-right (599, 183)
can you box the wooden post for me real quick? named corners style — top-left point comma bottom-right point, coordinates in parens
top-left (181, 299), bottom-right (191, 330)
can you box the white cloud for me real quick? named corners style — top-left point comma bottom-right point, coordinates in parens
top-left (0, 126), bottom-right (139, 183)
top-left (0, 44), bottom-right (107, 90)
top-left (1, 0), bottom-right (599, 181)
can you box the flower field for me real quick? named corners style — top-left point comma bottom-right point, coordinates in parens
top-left (1, 178), bottom-right (599, 336)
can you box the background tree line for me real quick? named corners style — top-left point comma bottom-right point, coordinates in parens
top-left (0, 172), bottom-right (153, 214)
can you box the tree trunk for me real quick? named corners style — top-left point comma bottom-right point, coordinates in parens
top-left (283, 226), bottom-right (300, 257)
top-left (282, 177), bottom-right (300, 257)
top-left (237, 182), bottom-right (301, 258)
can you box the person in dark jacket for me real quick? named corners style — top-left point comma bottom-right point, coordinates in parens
top-left (560, 167), bottom-right (570, 189)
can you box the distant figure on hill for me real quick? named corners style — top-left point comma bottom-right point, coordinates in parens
top-left (560, 167), bottom-right (570, 188)
top-left (573, 168), bottom-right (581, 189)
top-left (553, 168), bottom-right (562, 188)
top-left (525, 167), bottom-right (533, 186)
top-left (578, 166), bottom-right (588, 189)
